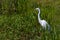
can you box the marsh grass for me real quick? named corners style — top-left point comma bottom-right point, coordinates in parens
top-left (0, 0), bottom-right (60, 40)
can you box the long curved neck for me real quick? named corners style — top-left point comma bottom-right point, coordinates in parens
top-left (38, 9), bottom-right (41, 21)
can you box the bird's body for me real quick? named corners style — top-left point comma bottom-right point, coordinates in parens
top-left (36, 8), bottom-right (50, 31)
top-left (39, 20), bottom-right (47, 27)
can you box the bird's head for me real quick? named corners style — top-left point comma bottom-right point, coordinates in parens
top-left (35, 8), bottom-right (40, 11)
top-left (35, 8), bottom-right (40, 12)
top-left (35, 8), bottom-right (40, 14)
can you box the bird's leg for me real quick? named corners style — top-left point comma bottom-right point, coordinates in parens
top-left (42, 26), bottom-right (46, 31)
top-left (48, 25), bottom-right (51, 31)
top-left (46, 23), bottom-right (51, 32)
top-left (44, 26), bottom-right (46, 30)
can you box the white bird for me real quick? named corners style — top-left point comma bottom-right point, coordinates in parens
top-left (35, 8), bottom-right (50, 31)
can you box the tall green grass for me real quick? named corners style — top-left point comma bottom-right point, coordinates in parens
top-left (0, 0), bottom-right (60, 40)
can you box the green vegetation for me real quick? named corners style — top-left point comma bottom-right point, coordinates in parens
top-left (0, 0), bottom-right (60, 40)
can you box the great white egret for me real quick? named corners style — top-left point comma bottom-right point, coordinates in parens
top-left (35, 8), bottom-right (50, 31)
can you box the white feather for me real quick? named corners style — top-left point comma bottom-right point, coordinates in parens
top-left (35, 8), bottom-right (50, 31)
